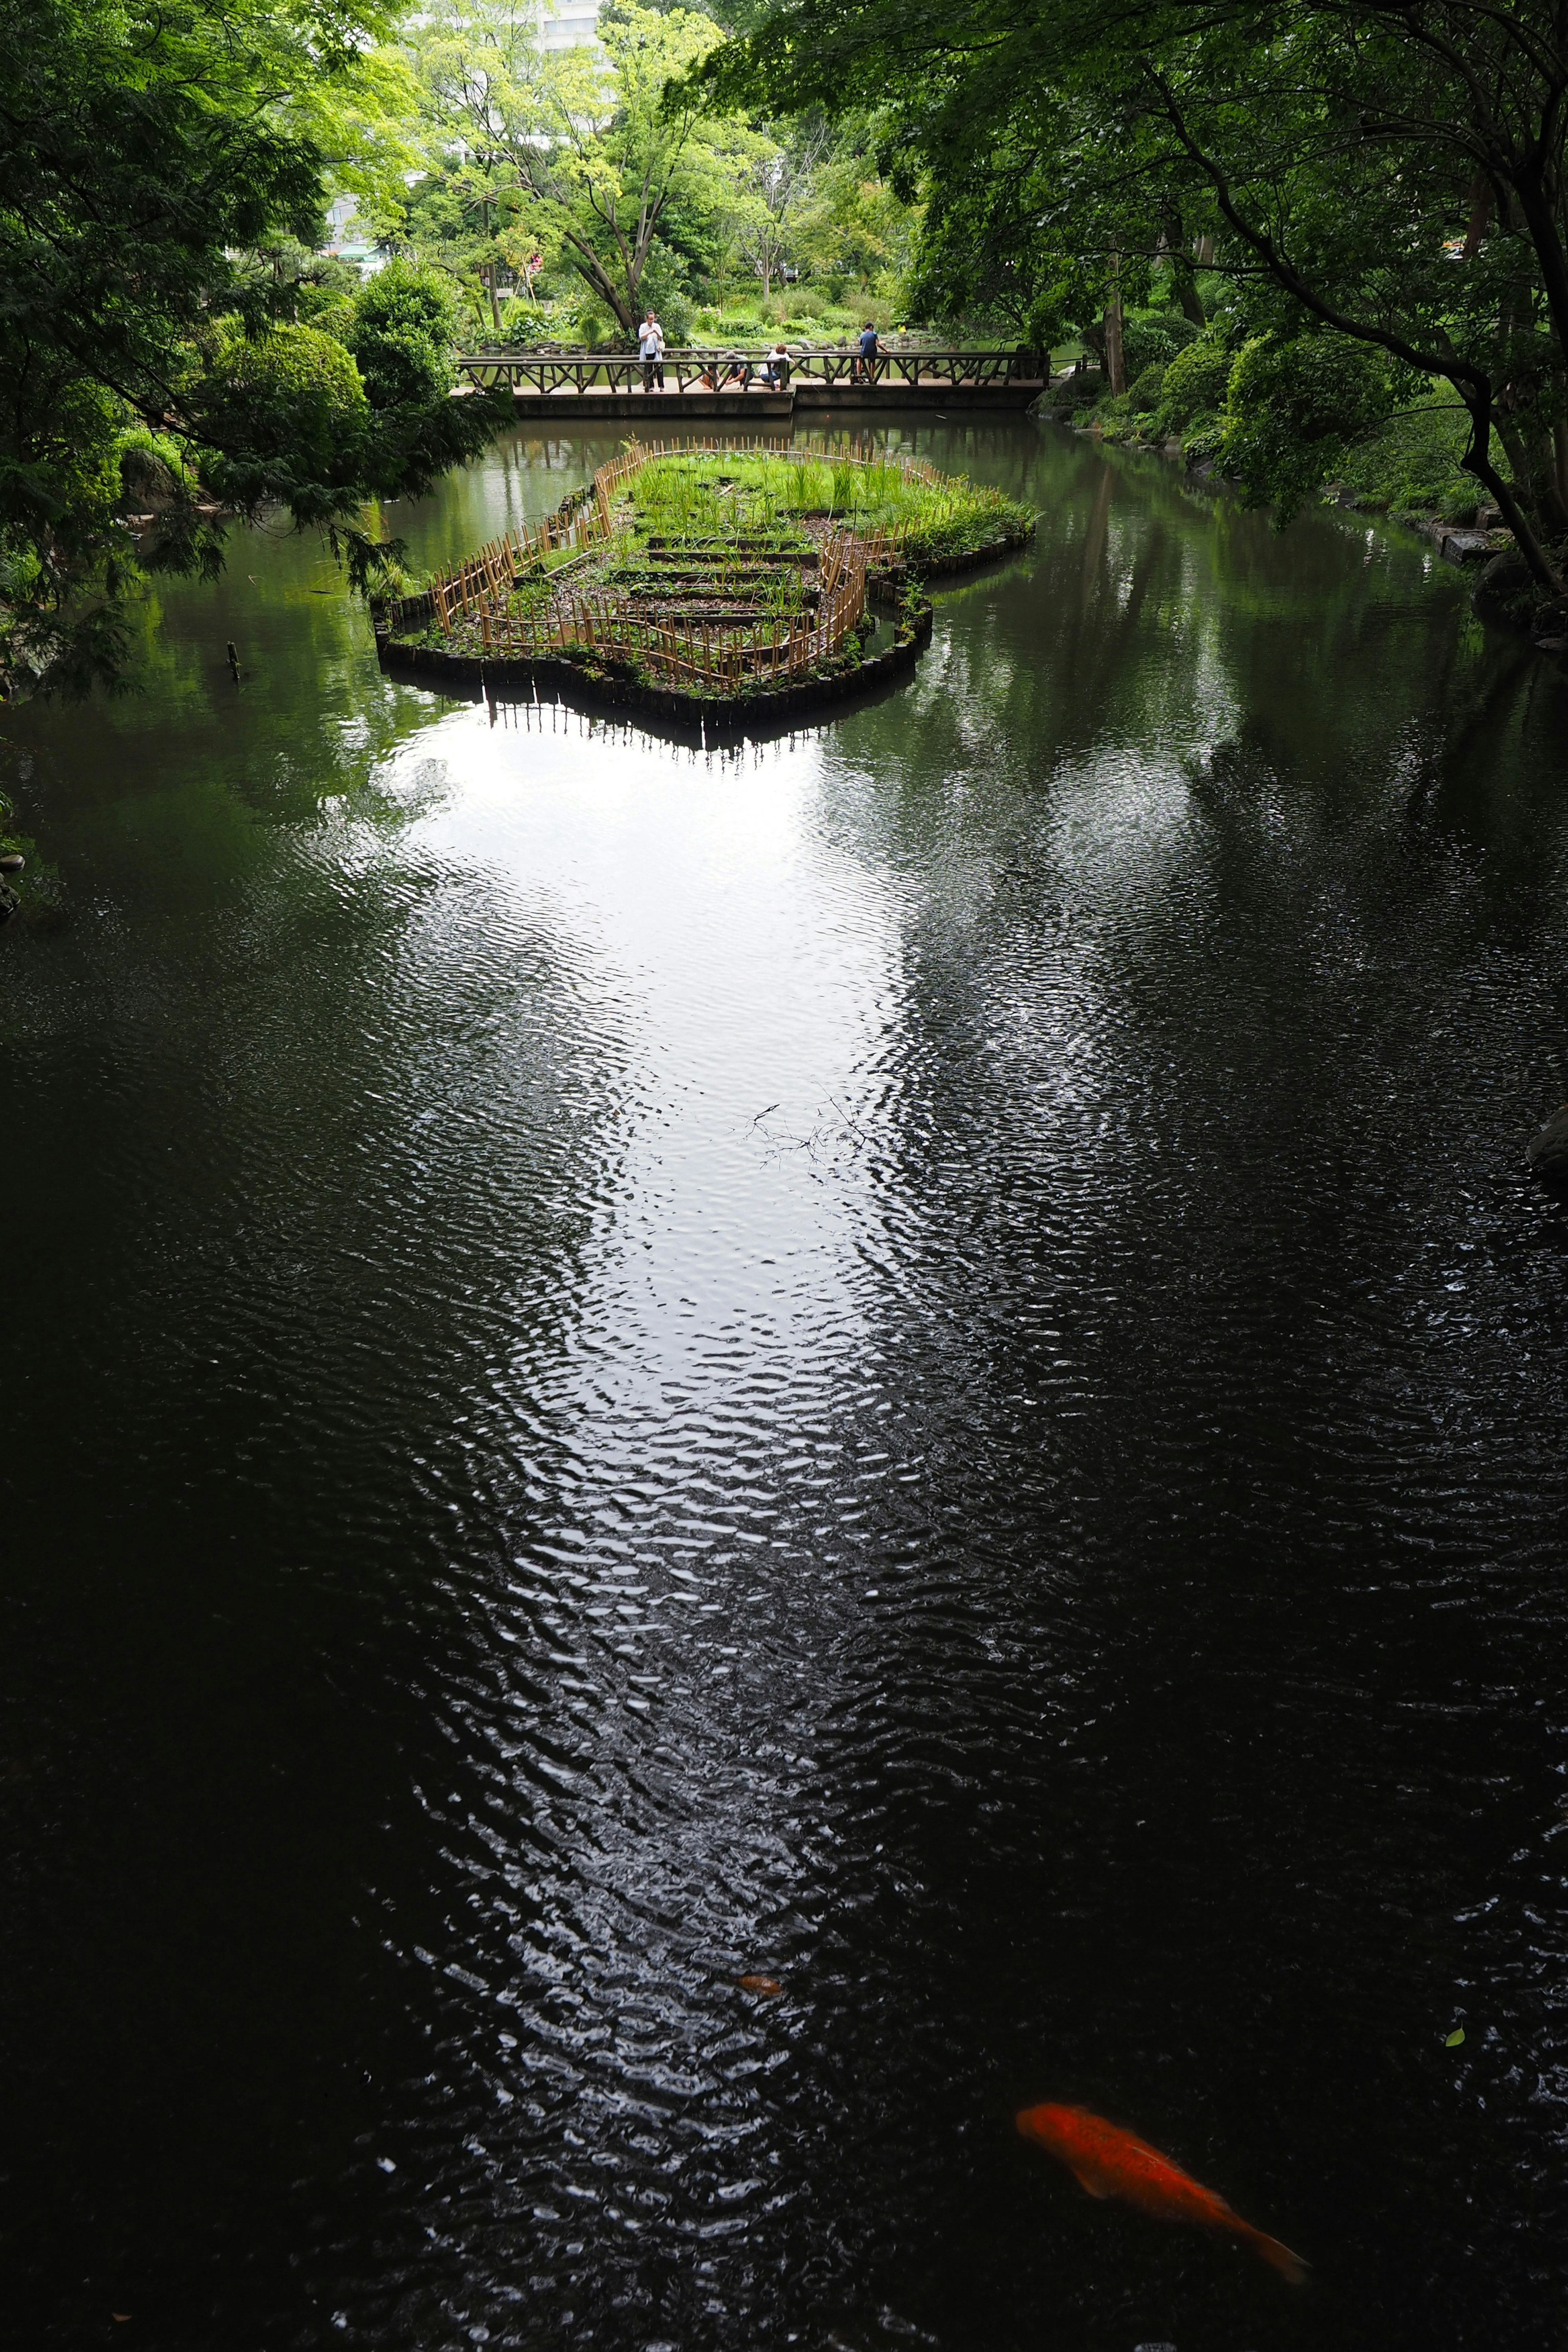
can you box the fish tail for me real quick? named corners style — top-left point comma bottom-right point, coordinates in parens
top-left (1243, 2225), bottom-right (1308, 2287)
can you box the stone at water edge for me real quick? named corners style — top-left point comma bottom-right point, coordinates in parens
top-left (1526, 1104), bottom-right (1568, 1180)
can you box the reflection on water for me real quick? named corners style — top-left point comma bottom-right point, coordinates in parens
top-left (4, 421), bottom-right (1568, 2352)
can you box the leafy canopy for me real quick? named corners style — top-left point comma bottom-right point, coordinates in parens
top-left (705, 0), bottom-right (1568, 585)
top-left (0, 0), bottom-right (508, 694)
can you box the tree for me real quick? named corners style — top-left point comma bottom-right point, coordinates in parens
top-left (794, 142), bottom-right (916, 298)
top-left (0, 0), bottom-right (508, 695)
top-left (728, 117), bottom-right (831, 296)
top-left (704, 0), bottom-right (1568, 590)
top-left (413, 0), bottom-right (734, 336)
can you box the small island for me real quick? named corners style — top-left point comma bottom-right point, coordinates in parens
top-left (374, 442), bottom-right (1034, 728)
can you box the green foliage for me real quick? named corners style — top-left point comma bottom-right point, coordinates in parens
top-left (348, 261), bottom-right (463, 409)
top-left (621, 450), bottom-right (1031, 563)
top-left (196, 323), bottom-right (371, 479)
top-left (0, 788), bottom-right (67, 927)
top-left (704, 0), bottom-right (1568, 583)
top-left (412, 2), bottom-right (731, 337)
top-left (1332, 403), bottom-right (1474, 520)
top-left (1129, 364), bottom-right (1167, 413)
top-left (1154, 339), bottom-right (1234, 437)
top-left (1220, 333), bottom-right (1392, 520)
top-left (634, 241), bottom-right (698, 344)
top-left (1122, 310), bottom-right (1197, 382)
top-left (1181, 415), bottom-right (1228, 466)
top-left (0, 0), bottom-right (509, 696)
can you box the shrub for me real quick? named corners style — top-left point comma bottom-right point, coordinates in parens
top-left (1220, 332), bottom-right (1392, 519)
top-left (1332, 400), bottom-right (1473, 518)
top-left (1129, 364), bottom-right (1167, 412)
top-left (1154, 338), bottom-right (1234, 436)
top-left (1182, 414), bottom-right (1228, 466)
top-left (195, 322), bottom-right (369, 474)
top-left (117, 424), bottom-right (187, 510)
top-left (348, 262), bottom-right (462, 410)
top-left (1123, 308), bottom-right (1200, 382)
top-left (1051, 368), bottom-right (1103, 411)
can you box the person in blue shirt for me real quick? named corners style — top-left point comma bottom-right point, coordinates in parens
top-left (856, 321), bottom-right (879, 382)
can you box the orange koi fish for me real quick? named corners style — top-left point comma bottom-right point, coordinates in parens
top-left (1016, 2103), bottom-right (1307, 2285)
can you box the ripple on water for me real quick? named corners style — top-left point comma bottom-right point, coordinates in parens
top-left (4, 426), bottom-right (1568, 2352)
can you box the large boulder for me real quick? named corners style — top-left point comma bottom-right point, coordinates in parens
top-left (1527, 1103), bottom-right (1568, 1183)
top-left (1472, 548), bottom-right (1535, 629)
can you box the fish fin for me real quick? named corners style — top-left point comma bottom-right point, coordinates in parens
top-left (1248, 2229), bottom-right (1309, 2287)
top-left (1070, 2166), bottom-right (1112, 2200)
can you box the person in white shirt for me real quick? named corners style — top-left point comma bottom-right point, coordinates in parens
top-left (638, 311), bottom-right (665, 391)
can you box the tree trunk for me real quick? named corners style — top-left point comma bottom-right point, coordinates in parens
top-left (1162, 209), bottom-right (1207, 327)
top-left (1105, 253), bottom-right (1125, 395)
top-left (572, 253), bottom-right (635, 338)
top-left (1494, 406), bottom-right (1568, 535)
top-left (1174, 259), bottom-right (1206, 328)
top-left (1462, 397), bottom-right (1565, 593)
top-left (1463, 174), bottom-right (1494, 259)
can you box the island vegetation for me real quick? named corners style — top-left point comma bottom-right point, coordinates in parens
top-left (7, 0), bottom-right (1568, 702)
top-left (376, 442), bottom-right (1032, 715)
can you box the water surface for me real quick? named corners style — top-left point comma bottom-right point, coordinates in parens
top-left (4, 420), bottom-right (1568, 2352)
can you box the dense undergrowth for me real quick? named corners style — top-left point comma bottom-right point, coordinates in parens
top-left (1047, 305), bottom-right (1497, 532)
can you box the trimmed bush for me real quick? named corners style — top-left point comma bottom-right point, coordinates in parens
top-left (1129, 364), bottom-right (1167, 412)
top-left (1220, 332), bottom-right (1391, 518)
top-left (348, 262), bottom-right (462, 411)
top-left (196, 323), bottom-right (369, 474)
top-left (1154, 338), bottom-right (1234, 436)
top-left (1123, 309), bottom-right (1200, 383)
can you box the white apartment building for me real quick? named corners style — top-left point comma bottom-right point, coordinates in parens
top-left (536, 0), bottom-right (599, 48)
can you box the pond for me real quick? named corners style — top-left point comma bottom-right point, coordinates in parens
top-left (4, 417), bottom-right (1568, 2352)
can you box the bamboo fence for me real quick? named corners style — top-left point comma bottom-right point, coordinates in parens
top-left (414, 441), bottom-right (924, 690)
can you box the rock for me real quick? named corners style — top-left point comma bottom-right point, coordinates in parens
top-left (1439, 529), bottom-right (1493, 564)
top-left (0, 852), bottom-right (23, 872)
top-left (1472, 548), bottom-right (1535, 629)
top-left (1527, 1103), bottom-right (1568, 1180)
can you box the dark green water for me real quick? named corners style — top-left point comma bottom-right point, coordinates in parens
top-left (4, 419), bottom-right (1568, 2352)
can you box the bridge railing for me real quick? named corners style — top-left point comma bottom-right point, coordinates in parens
top-left (455, 347), bottom-right (1045, 396)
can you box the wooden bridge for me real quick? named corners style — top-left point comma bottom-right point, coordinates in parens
top-left (455, 345), bottom-right (1046, 421)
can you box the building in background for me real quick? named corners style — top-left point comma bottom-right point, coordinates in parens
top-left (321, 194), bottom-right (385, 278)
top-left (537, 0), bottom-right (599, 49)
